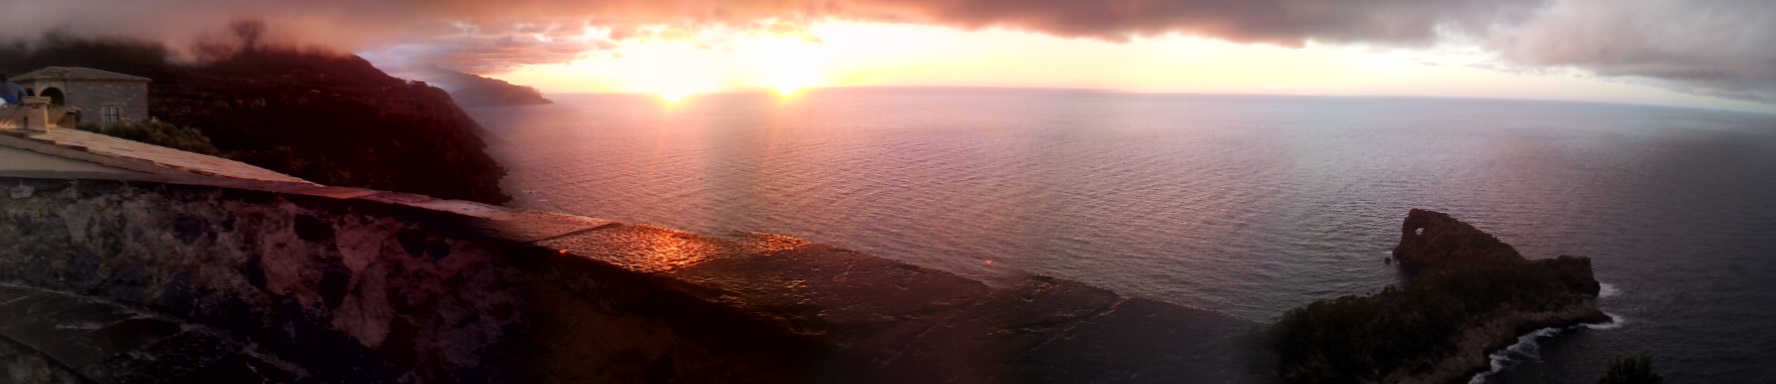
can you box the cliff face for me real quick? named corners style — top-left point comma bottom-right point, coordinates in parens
top-left (1269, 209), bottom-right (1610, 384)
top-left (1394, 208), bottom-right (1601, 296)
top-left (1, 38), bottom-right (511, 204)
top-left (1392, 209), bottom-right (1523, 267)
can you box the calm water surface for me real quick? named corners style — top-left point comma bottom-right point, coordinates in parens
top-left (467, 89), bottom-right (1776, 383)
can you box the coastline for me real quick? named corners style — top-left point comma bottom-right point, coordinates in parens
top-left (1466, 311), bottom-right (1622, 384)
top-left (1269, 209), bottom-right (1612, 384)
top-left (1407, 303), bottom-right (1613, 384)
top-left (1397, 209), bottom-right (1616, 384)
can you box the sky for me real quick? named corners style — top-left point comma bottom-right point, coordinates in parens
top-left (4, 0), bottom-right (1774, 113)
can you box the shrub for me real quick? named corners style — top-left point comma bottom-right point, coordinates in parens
top-left (78, 120), bottom-right (222, 155)
top-left (1598, 356), bottom-right (1663, 384)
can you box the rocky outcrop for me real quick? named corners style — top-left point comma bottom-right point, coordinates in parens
top-left (1393, 209), bottom-right (1601, 296)
top-left (1536, 255), bottom-right (1603, 297)
top-left (1270, 209), bottom-right (1611, 384)
top-left (1392, 209), bottom-right (1523, 267)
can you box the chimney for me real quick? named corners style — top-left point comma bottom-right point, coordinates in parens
top-left (21, 97), bottom-right (51, 133)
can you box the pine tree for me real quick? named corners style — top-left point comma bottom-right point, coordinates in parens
top-left (1597, 356), bottom-right (1663, 384)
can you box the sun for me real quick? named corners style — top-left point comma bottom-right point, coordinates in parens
top-left (492, 30), bottom-right (837, 100)
top-left (769, 70), bottom-right (821, 96)
top-left (774, 83), bottom-right (804, 96)
top-left (740, 36), bottom-right (830, 97)
top-left (656, 90), bottom-right (693, 103)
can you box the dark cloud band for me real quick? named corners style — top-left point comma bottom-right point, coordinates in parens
top-left (1, 0), bottom-right (1769, 103)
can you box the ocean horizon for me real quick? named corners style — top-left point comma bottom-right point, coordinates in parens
top-left (467, 88), bottom-right (1776, 383)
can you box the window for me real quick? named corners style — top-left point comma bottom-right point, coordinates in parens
top-left (102, 106), bottom-right (121, 125)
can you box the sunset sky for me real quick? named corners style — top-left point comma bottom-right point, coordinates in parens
top-left (5, 0), bottom-right (1774, 113)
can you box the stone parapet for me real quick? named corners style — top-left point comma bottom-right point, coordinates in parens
top-left (0, 171), bottom-right (1267, 383)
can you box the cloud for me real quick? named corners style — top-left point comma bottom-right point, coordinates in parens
top-left (1484, 0), bottom-right (1776, 102)
top-left (1, 0), bottom-right (1771, 102)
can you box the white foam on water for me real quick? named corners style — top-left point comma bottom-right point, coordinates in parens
top-left (1584, 312), bottom-right (1625, 330)
top-left (1469, 311), bottom-right (1628, 384)
top-left (1598, 283), bottom-right (1620, 298)
top-left (1468, 327), bottom-right (1563, 384)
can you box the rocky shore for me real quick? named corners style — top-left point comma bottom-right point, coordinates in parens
top-left (1269, 209), bottom-right (1611, 384)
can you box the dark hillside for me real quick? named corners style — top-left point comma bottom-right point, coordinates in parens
top-left (2, 37), bottom-right (510, 204)
top-left (411, 66), bottom-right (553, 106)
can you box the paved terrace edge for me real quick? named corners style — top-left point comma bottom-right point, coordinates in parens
top-left (0, 170), bottom-right (1270, 384)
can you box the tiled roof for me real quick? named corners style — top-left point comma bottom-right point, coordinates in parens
top-left (13, 66), bottom-right (151, 82)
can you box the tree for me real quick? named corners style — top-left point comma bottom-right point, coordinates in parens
top-left (1597, 356), bottom-right (1663, 384)
top-left (230, 19), bottom-right (265, 52)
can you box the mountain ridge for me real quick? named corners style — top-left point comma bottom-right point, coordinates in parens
top-left (1, 36), bottom-right (510, 204)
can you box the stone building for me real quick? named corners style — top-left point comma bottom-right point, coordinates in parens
top-left (11, 66), bottom-right (151, 126)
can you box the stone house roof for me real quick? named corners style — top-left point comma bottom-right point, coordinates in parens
top-left (12, 66), bottom-right (152, 83)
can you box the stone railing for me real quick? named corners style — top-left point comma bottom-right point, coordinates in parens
top-left (0, 170), bottom-right (1266, 383)
top-left (0, 97), bottom-right (77, 133)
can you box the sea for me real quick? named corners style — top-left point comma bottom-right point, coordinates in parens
top-left (464, 88), bottom-right (1776, 383)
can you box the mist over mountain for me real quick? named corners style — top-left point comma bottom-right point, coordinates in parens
top-left (1, 33), bottom-right (511, 204)
top-left (407, 66), bottom-right (552, 107)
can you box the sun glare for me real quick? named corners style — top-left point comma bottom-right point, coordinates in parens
top-left (600, 41), bottom-right (725, 101)
top-left (769, 72), bottom-right (820, 96)
top-left (487, 21), bottom-right (1772, 113)
top-left (527, 35), bottom-right (830, 100)
top-left (736, 37), bottom-right (830, 97)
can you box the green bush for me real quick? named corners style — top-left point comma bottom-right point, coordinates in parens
top-left (1598, 356), bottom-right (1662, 384)
top-left (78, 120), bottom-right (222, 156)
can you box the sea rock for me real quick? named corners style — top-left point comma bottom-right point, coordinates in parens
top-left (1536, 255), bottom-right (1603, 297)
top-left (1393, 208), bottom-right (1602, 296)
top-left (1270, 209), bottom-right (1612, 384)
top-left (1392, 210), bottom-right (1610, 383)
top-left (1392, 208), bottom-right (1524, 268)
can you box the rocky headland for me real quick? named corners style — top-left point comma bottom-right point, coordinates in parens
top-left (408, 66), bottom-right (553, 107)
top-left (1268, 209), bottom-right (1611, 384)
top-left (1, 35), bottom-right (511, 204)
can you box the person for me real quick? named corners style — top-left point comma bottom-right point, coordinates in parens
top-left (0, 73), bottom-right (25, 106)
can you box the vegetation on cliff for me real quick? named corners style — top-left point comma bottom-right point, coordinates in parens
top-left (1, 29), bottom-right (510, 204)
top-left (76, 120), bottom-right (222, 156)
top-left (1266, 209), bottom-right (1609, 383)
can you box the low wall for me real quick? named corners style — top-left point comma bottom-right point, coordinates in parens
top-left (0, 171), bottom-right (1267, 383)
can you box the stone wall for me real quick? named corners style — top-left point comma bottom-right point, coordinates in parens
top-left (66, 81), bottom-right (149, 125)
top-left (0, 171), bottom-right (1268, 384)
top-left (19, 80), bottom-right (148, 126)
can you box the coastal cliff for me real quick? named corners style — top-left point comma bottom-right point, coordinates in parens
top-left (1269, 209), bottom-right (1610, 384)
top-left (408, 66), bottom-right (553, 107)
top-left (1, 36), bottom-right (510, 204)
